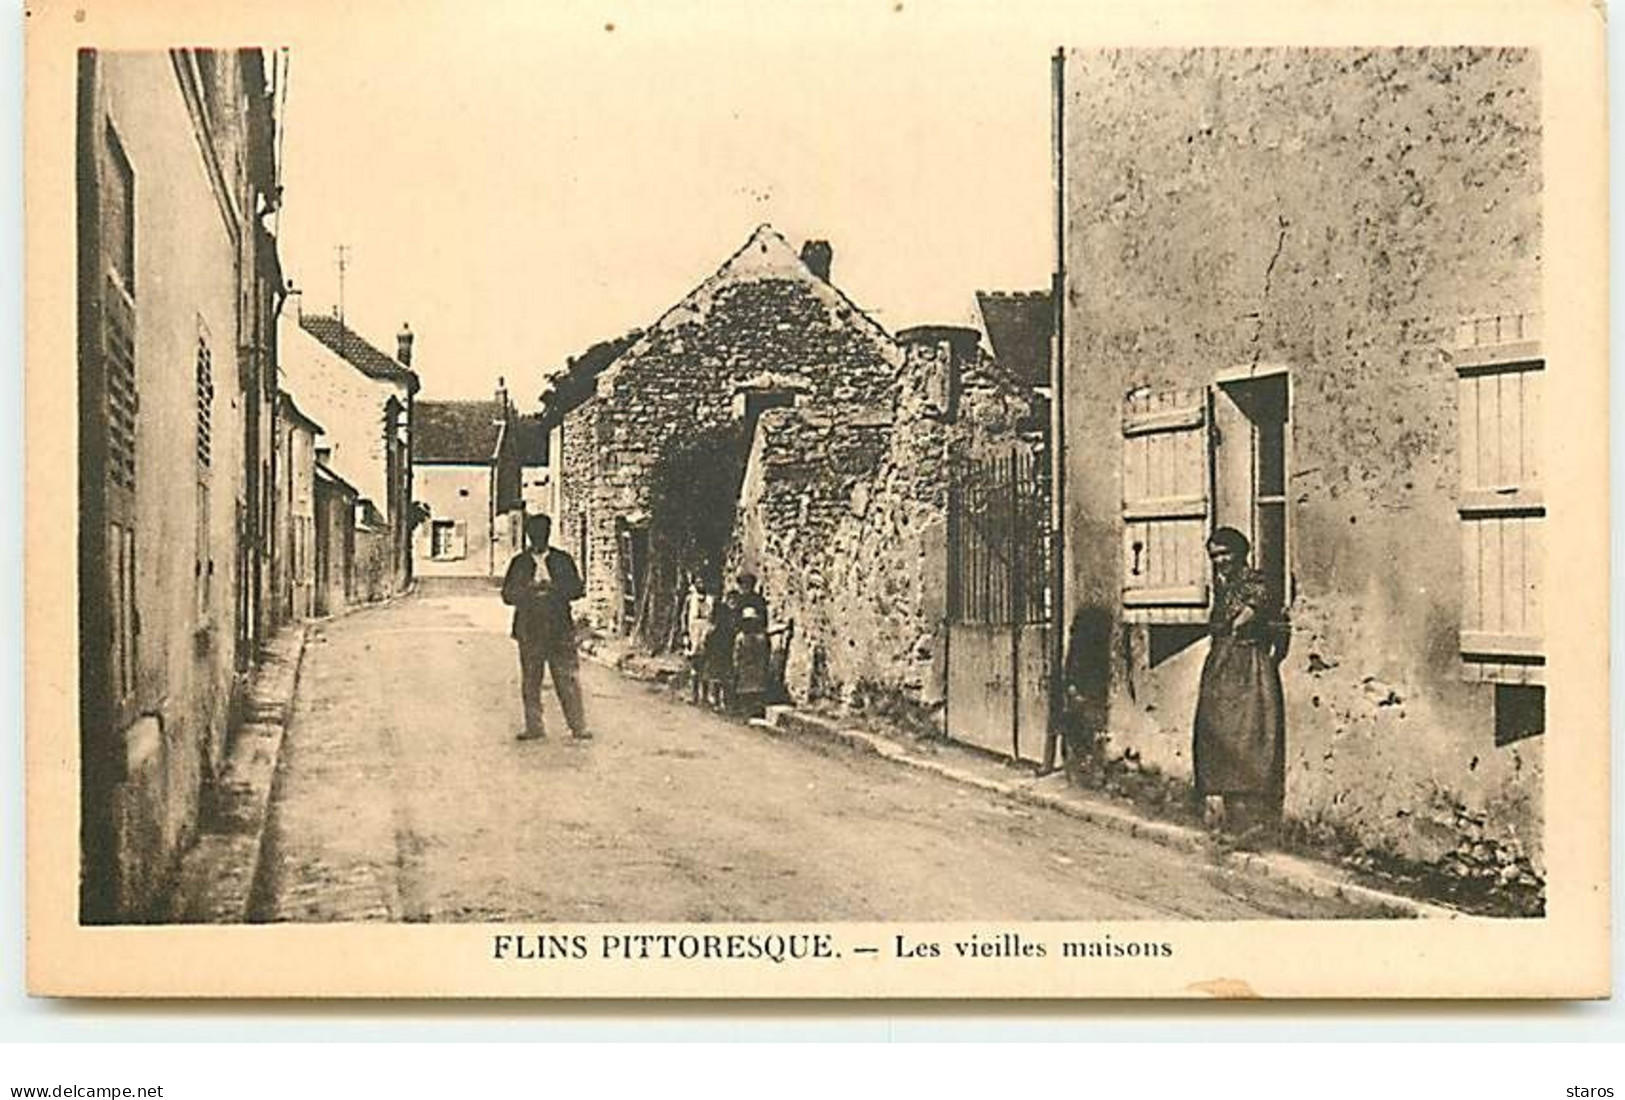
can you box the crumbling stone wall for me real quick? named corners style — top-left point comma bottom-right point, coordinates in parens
top-left (556, 396), bottom-right (614, 628)
top-left (733, 409), bottom-right (893, 698)
top-left (743, 330), bottom-right (1042, 709)
top-left (1058, 47), bottom-right (1543, 875)
top-left (571, 230), bottom-right (901, 641)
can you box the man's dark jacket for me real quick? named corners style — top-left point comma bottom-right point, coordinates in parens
top-left (501, 546), bottom-right (584, 646)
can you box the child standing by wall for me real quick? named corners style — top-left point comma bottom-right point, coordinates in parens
top-left (731, 604), bottom-right (770, 719)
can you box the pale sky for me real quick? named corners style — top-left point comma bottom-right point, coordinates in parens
top-left (273, 3), bottom-right (1056, 402)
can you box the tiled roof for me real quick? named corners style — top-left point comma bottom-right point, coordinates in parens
top-left (508, 415), bottom-right (550, 465)
top-left (414, 399), bottom-right (503, 464)
top-left (976, 291), bottom-right (1052, 390)
top-left (299, 314), bottom-right (420, 391)
top-left (538, 330), bottom-right (642, 423)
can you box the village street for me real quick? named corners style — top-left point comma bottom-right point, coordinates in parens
top-left (257, 580), bottom-right (1366, 923)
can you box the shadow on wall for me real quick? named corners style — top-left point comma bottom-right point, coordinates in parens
top-left (1059, 605), bottom-right (1115, 760)
top-left (639, 420), bottom-right (749, 648)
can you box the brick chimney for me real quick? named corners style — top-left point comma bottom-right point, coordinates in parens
top-left (396, 323), bottom-right (414, 366)
top-left (800, 239), bottom-right (832, 282)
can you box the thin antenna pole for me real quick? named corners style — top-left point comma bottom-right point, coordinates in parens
top-left (335, 244), bottom-right (350, 324)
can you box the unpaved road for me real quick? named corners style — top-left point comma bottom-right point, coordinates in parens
top-left (259, 580), bottom-right (1368, 922)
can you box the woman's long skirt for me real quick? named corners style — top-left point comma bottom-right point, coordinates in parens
top-left (1193, 636), bottom-right (1285, 805)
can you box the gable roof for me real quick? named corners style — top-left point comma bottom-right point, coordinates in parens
top-left (540, 225), bottom-right (900, 425)
top-left (644, 224), bottom-right (893, 350)
top-left (299, 313), bottom-right (421, 392)
top-left (596, 224), bottom-right (900, 393)
top-left (414, 399), bottom-right (504, 464)
top-left (976, 291), bottom-right (1052, 390)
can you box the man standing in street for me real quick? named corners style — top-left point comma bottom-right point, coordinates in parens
top-left (501, 513), bottom-right (591, 742)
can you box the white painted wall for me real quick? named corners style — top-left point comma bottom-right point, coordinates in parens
top-left (277, 310), bottom-right (410, 520)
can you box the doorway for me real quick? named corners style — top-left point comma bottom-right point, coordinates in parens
top-left (1212, 372), bottom-right (1290, 609)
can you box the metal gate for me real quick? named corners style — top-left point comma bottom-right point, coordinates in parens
top-left (946, 448), bottom-right (1053, 763)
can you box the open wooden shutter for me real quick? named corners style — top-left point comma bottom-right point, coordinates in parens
top-left (1454, 314), bottom-right (1543, 685)
top-left (1122, 387), bottom-right (1211, 624)
top-left (452, 519), bottom-right (469, 560)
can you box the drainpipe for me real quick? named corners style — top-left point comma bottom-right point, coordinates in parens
top-left (1045, 48), bottom-right (1069, 773)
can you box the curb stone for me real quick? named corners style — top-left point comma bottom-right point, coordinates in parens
top-left (167, 623), bottom-right (309, 923)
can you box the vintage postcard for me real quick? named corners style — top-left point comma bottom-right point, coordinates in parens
top-left (24, 0), bottom-right (1609, 998)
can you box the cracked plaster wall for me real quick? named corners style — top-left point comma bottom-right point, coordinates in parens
top-left (1058, 47), bottom-right (1543, 866)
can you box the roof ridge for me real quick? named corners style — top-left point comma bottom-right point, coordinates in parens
top-left (645, 223), bottom-right (796, 330)
top-left (636, 224), bottom-right (894, 352)
top-left (298, 312), bottom-right (419, 389)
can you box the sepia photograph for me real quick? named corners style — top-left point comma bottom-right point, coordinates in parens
top-left (23, 0), bottom-right (1609, 998)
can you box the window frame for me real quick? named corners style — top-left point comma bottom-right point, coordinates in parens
top-left (1119, 368), bottom-right (1294, 625)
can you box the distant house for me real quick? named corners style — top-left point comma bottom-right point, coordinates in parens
top-left (411, 386), bottom-right (549, 577)
top-left (976, 290), bottom-right (1053, 400)
top-left (537, 329), bottom-right (642, 550)
top-left (413, 398), bottom-right (503, 576)
top-left (272, 392), bottom-right (322, 621)
top-left (514, 417), bottom-right (553, 517)
top-left (312, 455), bottom-right (359, 616)
top-left (278, 300), bottom-right (420, 601)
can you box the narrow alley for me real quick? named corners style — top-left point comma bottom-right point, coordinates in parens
top-left (258, 581), bottom-right (1368, 923)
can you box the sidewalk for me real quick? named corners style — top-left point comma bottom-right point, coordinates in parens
top-left (166, 622), bottom-right (309, 922)
top-left (589, 650), bottom-right (1462, 921)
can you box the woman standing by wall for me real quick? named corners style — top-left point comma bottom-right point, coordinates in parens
top-left (1193, 527), bottom-right (1289, 846)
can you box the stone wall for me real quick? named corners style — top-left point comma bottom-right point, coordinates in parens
top-left (1057, 47), bottom-right (1543, 873)
top-left (742, 328), bottom-right (1043, 708)
top-left (733, 409), bottom-right (893, 698)
top-left (569, 227), bottom-right (901, 643)
top-left (353, 526), bottom-right (397, 605)
top-left (556, 396), bottom-right (612, 629)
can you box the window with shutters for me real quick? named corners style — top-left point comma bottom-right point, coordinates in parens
top-left (430, 519), bottom-right (466, 561)
top-left (1121, 373), bottom-right (1291, 626)
top-left (1453, 313), bottom-right (1543, 688)
top-left (195, 321), bottom-right (215, 623)
top-left (195, 328), bottom-right (214, 467)
top-left (195, 479), bottom-right (212, 622)
top-left (99, 119), bottom-right (139, 721)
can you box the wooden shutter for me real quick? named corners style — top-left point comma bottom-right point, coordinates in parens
top-left (1122, 387), bottom-right (1211, 624)
top-left (100, 122), bottom-right (141, 726)
top-left (452, 519), bottom-right (469, 560)
top-left (1454, 315), bottom-right (1543, 685)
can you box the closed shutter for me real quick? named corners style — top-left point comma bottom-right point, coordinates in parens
top-left (100, 128), bottom-right (140, 727)
top-left (1455, 314), bottom-right (1543, 685)
top-left (1122, 387), bottom-right (1211, 624)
